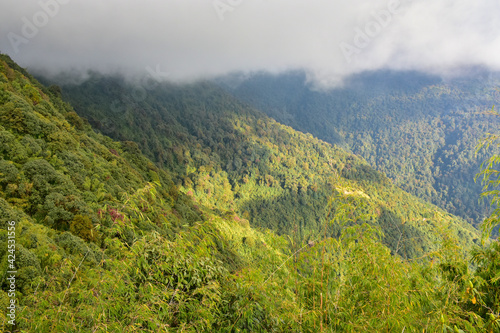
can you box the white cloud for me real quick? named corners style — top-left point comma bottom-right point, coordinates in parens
top-left (1, 0), bottom-right (499, 87)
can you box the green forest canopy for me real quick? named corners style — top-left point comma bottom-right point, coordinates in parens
top-left (223, 70), bottom-right (500, 227)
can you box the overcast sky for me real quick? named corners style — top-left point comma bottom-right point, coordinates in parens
top-left (1, 0), bottom-right (500, 87)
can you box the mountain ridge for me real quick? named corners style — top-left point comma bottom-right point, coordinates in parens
top-left (219, 69), bottom-right (500, 226)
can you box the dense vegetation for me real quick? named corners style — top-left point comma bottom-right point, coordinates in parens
top-left (57, 72), bottom-right (477, 258)
top-left (0, 54), bottom-right (499, 331)
top-left (222, 70), bottom-right (500, 226)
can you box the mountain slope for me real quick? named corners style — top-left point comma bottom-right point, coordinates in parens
top-left (57, 73), bottom-right (479, 258)
top-left (220, 70), bottom-right (500, 226)
top-left (0, 53), bottom-right (326, 332)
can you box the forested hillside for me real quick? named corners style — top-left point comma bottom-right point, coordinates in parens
top-left (1, 54), bottom-right (500, 332)
top-left (221, 70), bottom-right (500, 226)
top-left (57, 72), bottom-right (478, 258)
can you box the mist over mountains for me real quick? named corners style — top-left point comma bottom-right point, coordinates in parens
top-left (2, 0), bottom-right (500, 88)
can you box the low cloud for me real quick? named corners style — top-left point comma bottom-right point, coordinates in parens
top-left (1, 0), bottom-right (499, 87)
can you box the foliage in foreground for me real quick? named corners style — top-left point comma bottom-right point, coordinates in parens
top-left (2, 181), bottom-right (500, 332)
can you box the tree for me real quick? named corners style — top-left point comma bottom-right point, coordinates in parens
top-left (475, 108), bottom-right (500, 239)
top-left (468, 107), bottom-right (500, 330)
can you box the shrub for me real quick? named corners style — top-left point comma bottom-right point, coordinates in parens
top-left (70, 215), bottom-right (98, 242)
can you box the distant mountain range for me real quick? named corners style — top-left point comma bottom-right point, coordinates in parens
top-left (218, 69), bottom-right (500, 226)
